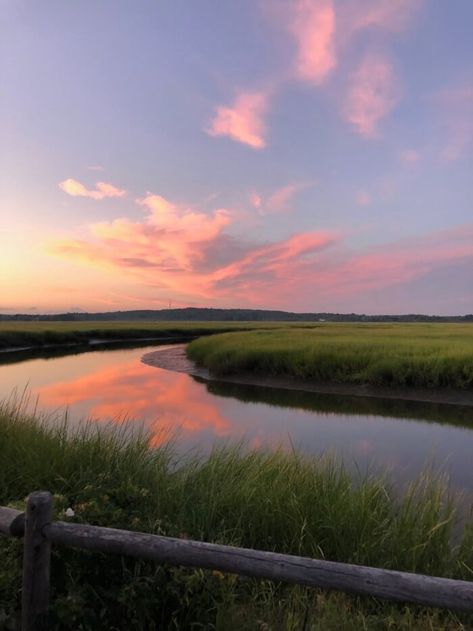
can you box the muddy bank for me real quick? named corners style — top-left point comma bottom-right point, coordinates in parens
top-left (142, 345), bottom-right (473, 408)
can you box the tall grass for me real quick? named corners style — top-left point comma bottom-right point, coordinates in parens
top-left (1, 401), bottom-right (473, 628)
top-left (0, 321), bottom-right (277, 349)
top-left (187, 324), bottom-right (473, 389)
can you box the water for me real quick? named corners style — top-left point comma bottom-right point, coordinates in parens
top-left (1, 342), bottom-right (472, 492)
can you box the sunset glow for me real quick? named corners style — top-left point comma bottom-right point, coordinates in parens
top-left (1, 1), bottom-right (472, 315)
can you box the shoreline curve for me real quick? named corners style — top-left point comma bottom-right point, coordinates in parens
top-left (141, 345), bottom-right (473, 408)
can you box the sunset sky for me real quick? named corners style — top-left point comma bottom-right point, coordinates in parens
top-left (1, 0), bottom-right (472, 315)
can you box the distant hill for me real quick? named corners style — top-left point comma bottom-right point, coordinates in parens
top-left (0, 308), bottom-right (471, 323)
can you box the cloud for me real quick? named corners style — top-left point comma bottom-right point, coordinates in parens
top-left (206, 91), bottom-right (269, 149)
top-left (49, 186), bottom-right (472, 312)
top-left (50, 192), bottom-right (233, 299)
top-left (249, 192), bottom-right (263, 210)
top-left (265, 184), bottom-right (304, 214)
top-left (87, 165), bottom-right (105, 171)
top-left (205, 0), bottom-right (420, 150)
top-left (211, 231), bottom-right (337, 287)
top-left (289, 0), bottom-right (336, 84)
top-left (288, 225), bottom-right (473, 308)
top-left (342, 53), bottom-right (400, 136)
top-left (59, 178), bottom-right (126, 200)
top-left (343, 0), bottom-right (422, 36)
top-left (283, 0), bottom-right (419, 85)
top-left (49, 189), bottom-right (337, 302)
top-left (250, 183), bottom-right (310, 215)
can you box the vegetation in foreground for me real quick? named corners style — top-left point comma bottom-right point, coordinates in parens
top-left (1, 402), bottom-right (473, 630)
top-left (188, 323), bottom-right (473, 390)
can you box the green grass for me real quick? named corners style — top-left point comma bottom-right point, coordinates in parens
top-left (0, 320), bottom-right (248, 349)
top-left (187, 323), bottom-right (473, 390)
top-left (1, 401), bottom-right (473, 629)
top-left (0, 320), bottom-right (306, 350)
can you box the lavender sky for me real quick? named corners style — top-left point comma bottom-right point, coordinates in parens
top-left (1, 0), bottom-right (472, 315)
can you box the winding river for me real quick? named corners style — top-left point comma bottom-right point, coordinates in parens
top-left (1, 341), bottom-right (473, 492)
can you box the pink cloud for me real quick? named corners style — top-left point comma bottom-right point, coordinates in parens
top-left (206, 91), bottom-right (269, 149)
top-left (289, 0), bottom-right (336, 84)
top-left (288, 225), bottom-right (473, 305)
top-left (282, 0), bottom-right (419, 86)
top-left (59, 178), bottom-right (126, 200)
top-left (49, 185), bottom-right (472, 312)
top-left (212, 231), bottom-right (337, 286)
top-left (343, 53), bottom-right (400, 137)
top-left (343, 0), bottom-right (422, 36)
top-left (266, 184), bottom-right (303, 214)
top-left (249, 192), bottom-right (263, 209)
top-left (250, 183), bottom-right (310, 215)
top-left (83, 193), bottom-right (230, 278)
top-left (49, 188), bottom-right (338, 303)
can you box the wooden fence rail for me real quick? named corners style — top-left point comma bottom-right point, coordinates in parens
top-left (1, 492), bottom-right (473, 630)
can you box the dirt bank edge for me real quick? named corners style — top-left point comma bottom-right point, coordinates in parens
top-left (142, 346), bottom-right (473, 408)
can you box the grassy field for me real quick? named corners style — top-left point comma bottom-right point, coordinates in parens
top-left (187, 323), bottom-right (473, 390)
top-left (0, 320), bottom-right (280, 349)
top-left (1, 402), bottom-right (473, 629)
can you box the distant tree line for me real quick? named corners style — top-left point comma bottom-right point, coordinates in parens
top-left (0, 308), bottom-right (471, 323)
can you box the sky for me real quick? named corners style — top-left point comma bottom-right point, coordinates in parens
top-left (1, 0), bottom-right (472, 315)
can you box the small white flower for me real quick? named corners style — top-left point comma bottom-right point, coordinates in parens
top-left (65, 507), bottom-right (75, 518)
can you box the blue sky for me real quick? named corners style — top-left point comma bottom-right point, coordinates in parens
top-left (1, 0), bottom-right (472, 314)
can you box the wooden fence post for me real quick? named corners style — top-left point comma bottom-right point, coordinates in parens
top-left (21, 492), bottom-right (53, 631)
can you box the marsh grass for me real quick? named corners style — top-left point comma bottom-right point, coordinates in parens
top-left (187, 323), bottom-right (473, 389)
top-left (1, 402), bottom-right (473, 629)
top-left (0, 320), bottom-right (295, 350)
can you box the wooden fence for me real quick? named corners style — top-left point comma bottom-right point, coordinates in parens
top-left (1, 491), bottom-right (473, 630)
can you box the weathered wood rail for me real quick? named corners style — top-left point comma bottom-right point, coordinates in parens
top-left (1, 492), bottom-right (473, 630)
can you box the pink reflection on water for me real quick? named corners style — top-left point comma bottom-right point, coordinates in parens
top-left (37, 359), bottom-right (234, 445)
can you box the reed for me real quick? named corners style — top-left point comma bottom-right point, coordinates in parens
top-left (187, 323), bottom-right (473, 389)
top-left (1, 401), bottom-right (472, 629)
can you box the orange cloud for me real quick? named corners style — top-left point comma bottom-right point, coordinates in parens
top-left (343, 53), bottom-right (400, 137)
top-left (206, 91), bottom-right (269, 149)
top-left (49, 186), bottom-right (472, 311)
top-left (51, 192), bottom-right (233, 299)
top-left (59, 178), bottom-right (126, 200)
top-left (49, 189), bottom-right (338, 304)
top-left (289, 0), bottom-right (336, 84)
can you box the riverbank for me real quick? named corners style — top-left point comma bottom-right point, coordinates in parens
top-left (143, 345), bottom-right (473, 407)
top-left (1, 402), bottom-right (472, 629)
top-left (0, 321), bottom-right (275, 351)
top-left (187, 324), bottom-right (473, 394)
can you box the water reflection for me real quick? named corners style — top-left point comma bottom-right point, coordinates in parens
top-left (199, 378), bottom-right (473, 427)
top-left (1, 343), bottom-right (472, 491)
